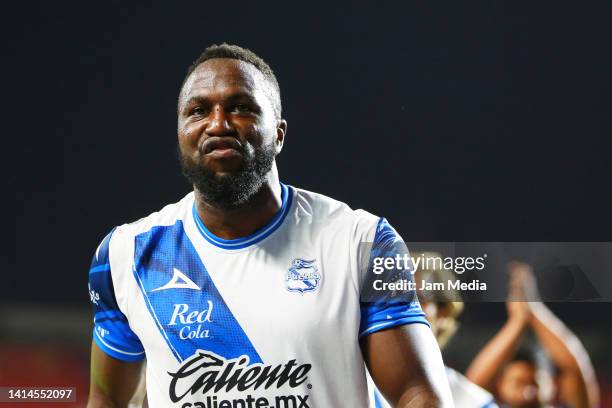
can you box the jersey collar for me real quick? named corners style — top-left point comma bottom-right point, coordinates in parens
top-left (192, 183), bottom-right (293, 250)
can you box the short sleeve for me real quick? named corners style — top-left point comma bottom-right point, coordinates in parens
top-left (358, 218), bottom-right (430, 338)
top-left (88, 229), bottom-right (145, 361)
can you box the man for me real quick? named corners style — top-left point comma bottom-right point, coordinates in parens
top-left (466, 262), bottom-right (599, 408)
top-left (87, 43), bottom-right (452, 408)
top-left (369, 252), bottom-right (498, 408)
top-left (490, 350), bottom-right (540, 408)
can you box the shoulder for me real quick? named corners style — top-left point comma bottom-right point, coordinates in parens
top-left (91, 192), bottom-right (194, 311)
top-left (109, 192), bottom-right (194, 244)
top-left (290, 186), bottom-right (382, 240)
top-left (94, 192), bottom-right (193, 272)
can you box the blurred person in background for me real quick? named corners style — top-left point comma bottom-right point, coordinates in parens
top-left (466, 262), bottom-right (599, 408)
top-left (371, 252), bottom-right (498, 408)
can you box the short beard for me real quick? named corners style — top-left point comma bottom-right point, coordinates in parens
top-left (178, 143), bottom-right (275, 210)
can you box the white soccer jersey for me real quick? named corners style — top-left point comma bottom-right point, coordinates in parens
top-left (367, 367), bottom-right (498, 408)
top-left (446, 367), bottom-right (498, 408)
top-left (88, 184), bottom-right (429, 408)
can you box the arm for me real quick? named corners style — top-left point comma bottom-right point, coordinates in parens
top-left (87, 230), bottom-right (147, 407)
top-left (362, 324), bottom-right (453, 408)
top-left (465, 293), bottom-right (530, 392)
top-left (88, 341), bottom-right (145, 408)
top-left (529, 303), bottom-right (599, 408)
top-left (512, 263), bottom-right (600, 408)
top-left (358, 219), bottom-right (452, 407)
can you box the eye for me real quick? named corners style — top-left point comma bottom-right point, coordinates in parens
top-left (233, 104), bottom-right (252, 113)
top-left (189, 106), bottom-right (207, 117)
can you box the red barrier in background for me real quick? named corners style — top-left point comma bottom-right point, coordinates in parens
top-left (0, 344), bottom-right (89, 408)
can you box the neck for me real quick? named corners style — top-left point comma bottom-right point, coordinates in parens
top-left (194, 165), bottom-right (282, 240)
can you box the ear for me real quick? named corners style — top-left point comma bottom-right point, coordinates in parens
top-left (274, 119), bottom-right (287, 154)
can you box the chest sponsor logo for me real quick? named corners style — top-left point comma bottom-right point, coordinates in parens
top-left (168, 350), bottom-right (312, 407)
top-left (285, 259), bottom-right (321, 295)
top-left (169, 302), bottom-right (213, 340)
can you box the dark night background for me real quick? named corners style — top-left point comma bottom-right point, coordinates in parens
top-left (5, 0), bottom-right (612, 399)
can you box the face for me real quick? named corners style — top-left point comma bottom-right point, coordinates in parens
top-left (421, 301), bottom-right (453, 340)
top-left (497, 361), bottom-right (539, 408)
top-left (177, 58), bottom-right (286, 208)
top-left (416, 271), bottom-right (452, 340)
top-left (421, 301), bottom-right (440, 335)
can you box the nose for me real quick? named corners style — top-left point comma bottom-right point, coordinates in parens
top-left (205, 105), bottom-right (235, 136)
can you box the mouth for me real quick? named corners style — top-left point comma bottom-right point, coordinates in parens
top-left (201, 137), bottom-right (243, 158)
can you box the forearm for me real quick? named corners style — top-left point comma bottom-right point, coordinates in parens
top-left (466, 315), bottom-right (527, 391)
top-left (397, 383), bottom-right (447, 408)
top-left (365, 324), bottom-right (453, 407)
top-left (87, 342), bottom-right (144, 408)
top-left (395, 340), bottom-right (453, 408)
top-left (529, 302), bottom-right (599, 407)
top-left (88, 376), bottom-right (144, 408)
top-left (88, 376), bottom-right (135, 408)
top-left (87, 390), bottom-right (119, 408)
top-left (530, 302), bottom-right (585, 371)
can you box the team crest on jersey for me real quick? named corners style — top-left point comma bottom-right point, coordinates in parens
top-left (286, 259), bottom-right (321, 294)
